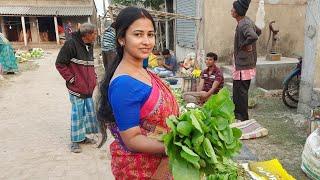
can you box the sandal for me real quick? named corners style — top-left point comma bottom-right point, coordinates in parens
top-left (71, 142), bottom-right (82, 153)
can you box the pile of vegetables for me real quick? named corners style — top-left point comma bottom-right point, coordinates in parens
top-left (163, 88), bottom-right (246, 179)
top-left (171, 88), bottom-right (185, 107)
top-left (15, 48), bottom-right (44, 63)
top-left (30, 48), bottom-right (44, 59)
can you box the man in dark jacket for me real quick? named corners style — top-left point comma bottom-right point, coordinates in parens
top-left (231, 0), bottom-right (261, 121)
top-left (56, 23), bottom-right (99, 153)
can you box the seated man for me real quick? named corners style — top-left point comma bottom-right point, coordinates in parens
top-left (154, 49), bottom-right (177, 77)
top-left (183, 52), bottom-right (224, 105)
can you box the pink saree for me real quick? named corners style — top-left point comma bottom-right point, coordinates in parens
top-left (109, 72), bottom-right (179, 179)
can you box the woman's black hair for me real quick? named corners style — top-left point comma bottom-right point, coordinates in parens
top-left (97, 7), bottom-right (155, 147)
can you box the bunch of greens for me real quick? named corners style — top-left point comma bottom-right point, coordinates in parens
top-left (163, 88), bottom-right (243, 180)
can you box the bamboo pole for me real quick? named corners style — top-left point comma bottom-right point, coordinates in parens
top-left (54, 16), bottom-right (60, 45)
top-left (21, 16), bottom-right (27, 46)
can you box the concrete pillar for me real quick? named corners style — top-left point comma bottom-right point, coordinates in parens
top-left (315, 61), bottom-right (320, 88)
top-left (298, 0), bottom-right (320, 114)
top-left (315, 37), bottom-right (320, 88)
top-left (29, 17), bottom-right (39, 43)
top-left (54, 16), bottom-right (60, 45)
top-left (88, 17), bottom-right (91, 23)
top-left (21, 16), bottom-right (27, 46)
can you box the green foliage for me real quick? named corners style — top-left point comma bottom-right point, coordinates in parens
top-left (163, 88), bottom-right (243, 180)
top-left (172, 88), bottom-right (185, 107)
top-left (112, 0), bottom-right (164, 10)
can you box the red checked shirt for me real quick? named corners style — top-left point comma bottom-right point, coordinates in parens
top-left (201, 65), bottom-right (224, 93)
top-left (232, 65), bottom-right (256, 80)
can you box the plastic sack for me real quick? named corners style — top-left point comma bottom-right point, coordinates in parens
top-left (301, 128), bottom-right (320, 180)
top-left (248, 159), bottom-right (296, 180)
top-left (255, 0), bottom-right (265, 29)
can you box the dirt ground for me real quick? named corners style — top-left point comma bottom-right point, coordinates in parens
top-left (0, 49), bottom-right (311, 179)
top-left (244, 88), bottom-right (310, 179)
top-left (0, 50), bottom-right (113, 180)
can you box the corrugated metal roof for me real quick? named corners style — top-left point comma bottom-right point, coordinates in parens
top-left (0, 6), bottom-right (93, 16)
top-left (176, 0), bottom-right (196, 48)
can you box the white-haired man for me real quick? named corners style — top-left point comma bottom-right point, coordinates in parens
top-left (56, 23), bottom-right (99, 153)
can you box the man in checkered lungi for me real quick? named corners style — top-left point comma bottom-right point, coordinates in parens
top-left (56, 23), bottom-right (99, 153)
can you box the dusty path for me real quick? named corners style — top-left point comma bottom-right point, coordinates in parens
top-left (0, 50), bottom-right (113, 180)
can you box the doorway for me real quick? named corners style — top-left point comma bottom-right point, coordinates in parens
top-left (38, 17), bottom-right (56, 42)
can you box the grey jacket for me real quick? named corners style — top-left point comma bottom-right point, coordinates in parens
top-left (234, 17), bottom-right (261, 70)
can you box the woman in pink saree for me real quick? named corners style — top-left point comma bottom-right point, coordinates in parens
top-left (97, 7), bottom-right (178, 179)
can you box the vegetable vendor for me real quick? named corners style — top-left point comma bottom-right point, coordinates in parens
top-left (153, 49), bottom-right (178, 77)
top-left (183, 52), bottom-right (224, 105)
top-left (97, 7), bottom-right (179, 179)
top-left (0, 33), bottom-right (18, 74)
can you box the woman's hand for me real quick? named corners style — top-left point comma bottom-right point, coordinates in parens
top-left (119, 126), bottom-right (166, 154)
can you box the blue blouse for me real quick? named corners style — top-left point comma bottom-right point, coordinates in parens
top-left (108, 75), bottom-right (152, 131)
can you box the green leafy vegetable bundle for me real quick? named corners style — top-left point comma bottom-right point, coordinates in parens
top-left (163, 88), bottom-right (243, 180)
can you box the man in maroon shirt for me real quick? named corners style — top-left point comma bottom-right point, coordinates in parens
top-left (183, 52), bottom-right (224, 105)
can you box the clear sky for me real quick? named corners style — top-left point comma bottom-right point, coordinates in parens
top-left (94, 0), bottom-right (109, 15)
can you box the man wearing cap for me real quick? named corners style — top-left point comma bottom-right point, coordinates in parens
top-left (231, 0), bottom-right (261, 121)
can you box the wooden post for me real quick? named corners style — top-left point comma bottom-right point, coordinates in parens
top-left (165, 0), bottom-right (169, 49)
top-left (88, 17), bottom-right (91, 23)
top-left (109, 6), bottom-right (114, 22)
top-left (54, 16), bottom-right (60, 45)
top-left (159, 21), bottom-right (163, 50)
top-left (21, 16), bottom-right (27, 46)
top-left (155, 20), bottom-right (160, 50)
top-left (103, 0), bottom-right (106, 15)
top-left (173, 0), bottom-right (177, 52)
top-left (29, 17), bottom-right (39, 43)
top-left (36, 18), bottom-right (40, 43)
top-left (0, 17), bottom-right (6, 37)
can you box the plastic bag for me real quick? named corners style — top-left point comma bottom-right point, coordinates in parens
top-left (249, 159), bottom-right (295, 180)
top-left (255, 0), bottom-right (266, 29)
top-left (301, 128), bottom-right (320, 180)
